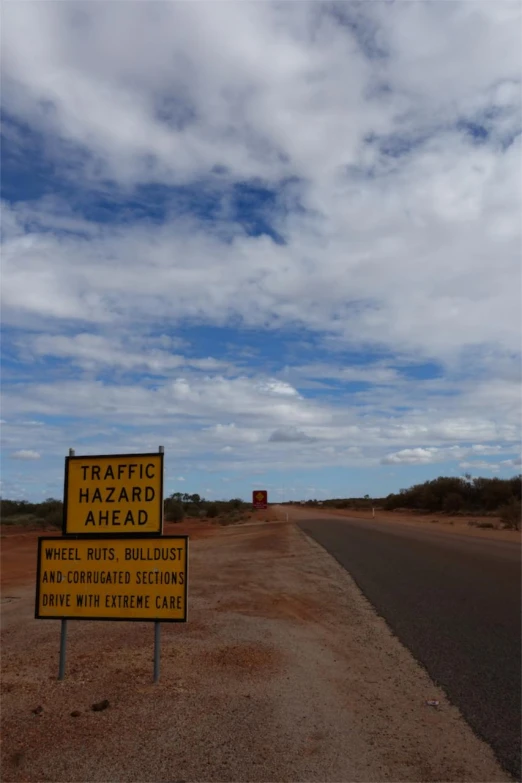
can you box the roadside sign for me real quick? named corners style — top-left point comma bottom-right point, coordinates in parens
top-left (35, 536), bottom-right (187, 622)
top-left (253, 490), bottom-right (268, 509)
top-left (64, 453), bottom-right (163, 535)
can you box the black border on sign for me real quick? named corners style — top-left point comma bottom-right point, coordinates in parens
top-left (35, 535), bottom-right (188, 622)
top-left (62, 452), bottom-right (164, 537)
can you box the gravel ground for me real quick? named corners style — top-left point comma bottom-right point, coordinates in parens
top-left (1, 518), bottom-right (510, 782)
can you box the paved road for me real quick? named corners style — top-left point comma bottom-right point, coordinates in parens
top-left (295, 511), bottom-right (521, 780)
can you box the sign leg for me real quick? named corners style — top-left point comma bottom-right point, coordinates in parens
top-left (58, 619), bottom-right (68, 680)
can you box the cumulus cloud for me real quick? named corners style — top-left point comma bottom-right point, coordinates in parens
top-left (1, 3), bottom-right (520, 360)
top-left (501, 456), bottom-right (522, 468)
top-left (459, 461), bottom-right (501, 472)
top-left (10, 449), bottom-right (41, 460)
top-left (382, 448), bottom-right (441, 465)
top-left (26, 332), bottom-right (227, 374)
top-left (2, 370), bottom-right (517, 475)
top-left (381, 444), bottom-right (508, 466)
top-left (269, 427), bottom-right (314, 443)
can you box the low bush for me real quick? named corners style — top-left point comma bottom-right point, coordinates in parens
top-left (44, 507), bottom-right (63, 528)
top-left (443, 492), bottom-right (463, 513)
top-left (1, 514), bottom-right (37, 526)
top-left (168, 502), bottom-right (185, 523)
top-left (498, 500), bottom-right (521, 531)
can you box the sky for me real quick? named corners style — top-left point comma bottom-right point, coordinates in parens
top-left (1, 1), bottom-right (521, 503)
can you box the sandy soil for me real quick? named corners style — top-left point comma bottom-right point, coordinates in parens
top-left (1, 512), bottom-right (510, 782)
top-left (289, 506), bottom-right (521, 542)
top-left (0, 509), bottom-right (278, 589)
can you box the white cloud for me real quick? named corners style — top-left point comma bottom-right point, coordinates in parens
top-left (459, 461), bottom-right (501, 473)
top-left (382, 444), bottom-right (508, 467)
top-left (1, 374), bottom-right (329, 436)
top-left (1, 3), bottom-right (521, 495)
top-left (256, 380), bottom-right (299, 397)
top-left (382, 447), bottom-right (443, 465)
top-left (10, 449), bottom-right (41, 461)
top-left (269, 427), bottom-right (314, 443)
top-left (23, 332), bottom-right (227, 374)
top-left (1, 367), bottom-right (518, 478)
top-left (1, 3), bottom-right (520, 362)
top-left (501, 456), bottom-right (522, 468)
top-left (176, 476), bottom-right (185, 482)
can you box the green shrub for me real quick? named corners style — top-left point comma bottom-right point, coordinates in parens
top-left (35, 499), bottom-right (63, 520)
top-left (44, 507), bottom-right (63, 528)
top-left (499, 500), bottom-right (521, 531)
top-left (443, 492), bottom-right (463, 513)
top-left (168, 502), bottom-right (185, 523)
top-left (1, 499), bottom-right (37, 518)
top-left (383, 474), bottom-right (521, 513)
top-left (206, 503), bottom-right (219, 519)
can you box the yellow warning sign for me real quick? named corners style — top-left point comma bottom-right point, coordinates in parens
top-left (64, 453), bottom-right (163, 535)
top-left (35, 537), bottom-right (188, 621)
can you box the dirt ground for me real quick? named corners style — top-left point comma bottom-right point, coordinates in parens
top-left (0, 509), bottom-right (278, 589)
top-left (292, 506), bottom-right (521, 542)
top-left (1, 511), bottom-right (510, 782)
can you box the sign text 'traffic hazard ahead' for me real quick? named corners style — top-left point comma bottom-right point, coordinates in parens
top-left (35, 536), bottom-right (187, 622)
top-left (64, 453), bottom-right (163, 535)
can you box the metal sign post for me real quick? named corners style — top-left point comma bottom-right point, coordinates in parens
top-left (58, 447), bottom-right (75, 680)
top-left (154, 446), bottom-right (164, 683)
top-left (58, 615), bottom-right (68, 681)
top-left (154, 621), bottom-right (161, 683)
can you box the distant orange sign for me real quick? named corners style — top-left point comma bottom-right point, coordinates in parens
top-left (253, 490), bottom-right (268, 509)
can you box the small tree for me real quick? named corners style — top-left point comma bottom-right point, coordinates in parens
top-left (499, 500), bottom-right (521, 530)
top-left (36, 498), bottom-right (63, 520)
top-left (168, 502), bottom-right (185, 523)
top-left (443, 492), bottom-right (464, 514)
top-left (44, 506), bottom-right (64, 528)
top-left (206, 503), bottom-right (219, 519)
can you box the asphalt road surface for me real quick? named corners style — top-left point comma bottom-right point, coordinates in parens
top-left (296, 512), bottom-right (521, 780)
